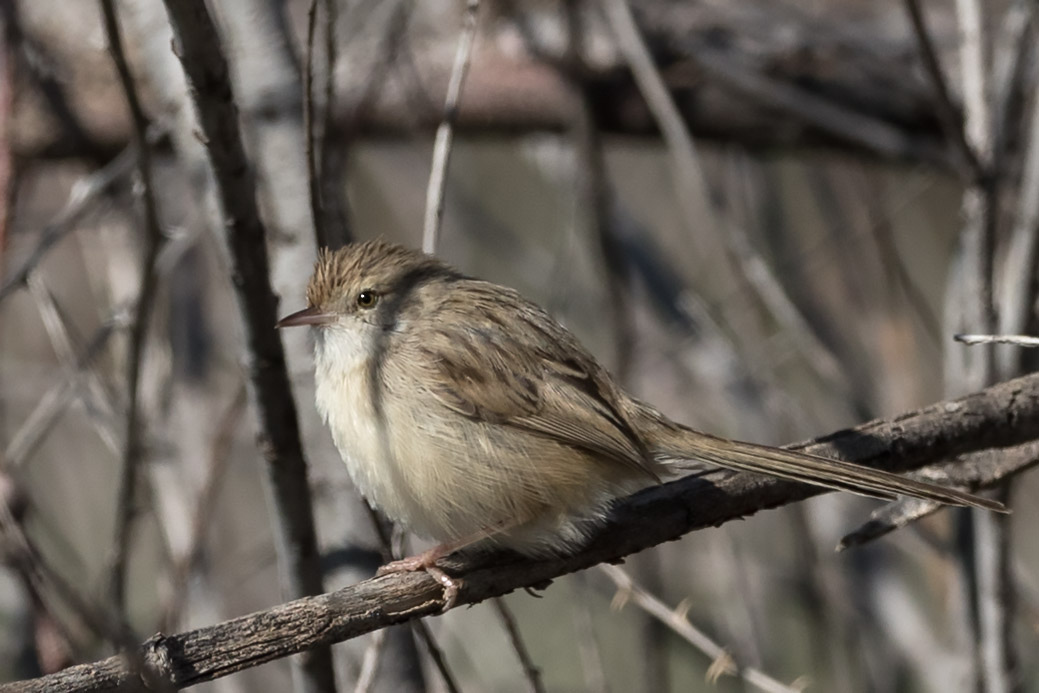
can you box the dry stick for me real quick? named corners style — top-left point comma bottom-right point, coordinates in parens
top-left (157, 3), bottom-right (334, 693)
top-left (600, 0), bottom-right (849, 396)
top-left (7, 371), bottom-right (1039, 692)
top-left (421, 0), bottom-right (480, 254)
top-left (902, 0), bottom-right (984, 180)
top-left (600, 565), bottom-right (802, 693)
top-left (98, 0), bottom-right (168, 627)
top-left (491, 598), bottom-right (545, 693)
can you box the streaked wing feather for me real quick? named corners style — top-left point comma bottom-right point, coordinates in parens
top-left (421, 287), bottom-right (659, 481)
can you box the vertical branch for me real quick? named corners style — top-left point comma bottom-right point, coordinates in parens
top-left (948, 2), bottom-right (1014, 691)
top-left (318, 0), bottom-right (351, 249)
top-left (304, 0), bottom-right (323, 247)
top-left (157, 2), bottom-right (334, 692)
top-left (97, 0), bottom-right (167, 627)
top-left (421, 0), bottom-right (480, 254)
top-left (996, 14), bottom-right (1039, 375)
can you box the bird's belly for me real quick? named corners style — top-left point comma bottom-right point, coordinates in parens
top-left (316, 368), bottom-right (630, 553)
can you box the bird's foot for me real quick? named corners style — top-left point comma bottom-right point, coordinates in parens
top-left (378, 546), bottom-right (461, 610)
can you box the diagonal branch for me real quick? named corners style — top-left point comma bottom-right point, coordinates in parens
top-left (6, 371), bottom-right (1039, 693)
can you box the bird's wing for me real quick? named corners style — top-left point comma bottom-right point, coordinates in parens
top-left (408, 282), bottom-right (660, 482)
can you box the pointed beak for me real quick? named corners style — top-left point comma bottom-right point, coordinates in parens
top-left (276, 306), bottom-right (337, 328)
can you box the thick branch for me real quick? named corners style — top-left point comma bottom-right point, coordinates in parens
top-left (6, 372), bottom-right (1039, 692)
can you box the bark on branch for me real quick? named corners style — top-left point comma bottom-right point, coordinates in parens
top-left (5, 371), bottom-right (1039, 693)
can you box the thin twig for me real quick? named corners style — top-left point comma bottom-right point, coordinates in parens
top-left (492, 598), bottom-right (545, 693)
top-left (600, 564), bottom-right (803, 693)
top-left (421, 0), bottom-right (480, 254)
top-left (98, 0), bottom-right (168, 625)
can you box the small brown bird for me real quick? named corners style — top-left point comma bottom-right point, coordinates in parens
top-left (278, 240), bottom-right (1002, 598)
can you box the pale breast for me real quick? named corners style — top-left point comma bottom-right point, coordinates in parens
top-left (313, 325), bottom-right (411, 524)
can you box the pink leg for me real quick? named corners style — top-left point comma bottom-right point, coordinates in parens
top-left (377, 544), bottom-right (463, 609)
top-left (375, 520), bottom-right (527, 610)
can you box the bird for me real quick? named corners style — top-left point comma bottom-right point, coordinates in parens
top-left (277, 240), bottom-right (1003, 601)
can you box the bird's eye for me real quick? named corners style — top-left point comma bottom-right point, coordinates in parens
top-left (356, 289), bottom-right (378, 308)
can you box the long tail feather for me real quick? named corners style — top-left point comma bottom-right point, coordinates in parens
top-left (658, 429), bottom-right (1007, 513)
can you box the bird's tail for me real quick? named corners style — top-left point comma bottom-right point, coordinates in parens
top-left (651, 424), bottom-right (1006, 513)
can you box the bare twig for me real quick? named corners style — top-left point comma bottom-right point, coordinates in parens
top-left (421, 0), bottom-right (480, 254)
top-left (98, 0), bottom-right (168, 627)
top-left (158, 2), bottom-right (333, 691)
top-left (7, 371), bottom-right (1039, 692)
top-left (492, 598), bottom-right (545, 693)
top-left (600, 564), bottom-right (803, 693)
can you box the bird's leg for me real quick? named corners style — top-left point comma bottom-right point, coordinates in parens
top-left (377, 519), bottom-right (527, 610)
top-left (378, 544), bottom-right (463, 609)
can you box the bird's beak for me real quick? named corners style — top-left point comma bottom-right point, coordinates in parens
top-left (276, 306), bottom-right (336, 328)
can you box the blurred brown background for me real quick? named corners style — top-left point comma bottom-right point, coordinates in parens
top-left (0, 0), bottom-right (1037, 691)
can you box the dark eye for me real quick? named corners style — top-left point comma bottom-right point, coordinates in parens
top-left (356, 289), bottom-right (378, 308)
